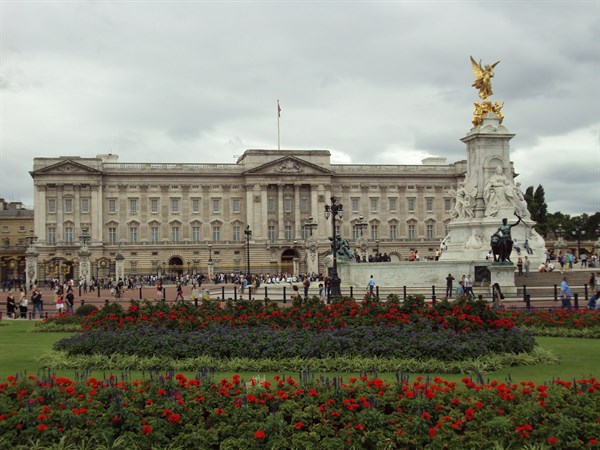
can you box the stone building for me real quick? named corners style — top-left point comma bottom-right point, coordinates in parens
top-left (0, 199), bottom-right (34, 285)
top-left (29, 150), bottom-right (468, 282)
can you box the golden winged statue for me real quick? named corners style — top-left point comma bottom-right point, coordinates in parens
top-left (470, 56), bottom-right (500, 100)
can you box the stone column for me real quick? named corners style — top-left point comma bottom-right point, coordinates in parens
top-left (25, 252), bottom-right (39, 288)
top-left (114, 252), bottom-right (125, 281)
top-left (278, 184), bottom-right (284, 240)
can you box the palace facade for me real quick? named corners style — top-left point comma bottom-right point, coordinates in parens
top-left (30, 150), bottom-right (469, 281)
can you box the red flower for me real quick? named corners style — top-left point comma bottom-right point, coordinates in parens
top-left (397, 429), bottom-right (404, 436)
top-left (254, 430), bottom-right (265, 439)
top-left (421, 411), bottom-right (431, 420)
top-left (547, 437), bottom-right (558, 445)
top-left (37, 423), bottom-right (48, 431)
top-left (294, 422), bottom-right (305, 429)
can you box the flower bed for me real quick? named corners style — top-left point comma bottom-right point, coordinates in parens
top-left (38, 297), bottom-right (516, 333)
top-left (53, 323), bottom-right (534, 361)
top-left (498, 309), bottom-right (600, 330)
top-left (0, 373), bottom-right (598, 449)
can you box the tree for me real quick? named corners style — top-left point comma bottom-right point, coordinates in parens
top-left (533, 185), bottom-right (548, 224)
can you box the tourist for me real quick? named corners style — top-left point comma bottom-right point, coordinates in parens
top-left (55, 292), bottom-right (64, 315)
top-left (580, 253), bottom-right (588, 267)
top-left (175, 283), bottom-right (184, 301)
top-left (455, 280), bottom-right (465, 298)
top-left (318, 283), bottom-right (326, 302)
top-left (589, 273), bottom-right (596, 292)
top-left (524, 256), bottom-right (530, 277)
top-left (464, 274), bottom-right (474, 296)
top-left (303, 275), bottom-right (310, 298)
top-left (31, 287), bottom-right (43, 319)
top-left (19, 292), bottom-right (28, 319)
top-left (290, 285), bottom-right (301, 301)
top-left (65, 288), bottom-right (75, 313)
top-left (587, 290), bottom-right (599, 310)
top-left (557, 252), bottom-right (565, 273)
top-left (445, 274), bottom-right (455, 298)
top-left (367, 275), bottom-right (375, 296)
top-left (560, 276), bottom-right (572, 310)
top-left (567, 250), bottom-right (574, 272)
top-left (6, 291), bottom-right (16, 319)
top-left (156, 281), bottom-right (163, 300)
top-left (491, 283), bottom-right (504, 309)
top-left (517, 257), bottom-right (523, 276)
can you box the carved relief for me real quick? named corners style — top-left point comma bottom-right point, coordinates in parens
top-left (275, 161), bottom-right (303, 173)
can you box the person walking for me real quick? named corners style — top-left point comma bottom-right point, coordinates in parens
top-left (445, 274), bottom-right (455, 298)
top-left (65, 289), bottom-right (75, 313)
top-left (303, 275), bottom-right (311, 298)
top-left (517, 257), bottom-right (524, 276)
top-left (560, 276), bottom-right (572, 310)
top-left (6, 291), bottom-right (16, 319)
top-left (491, 283), bottom-right (504, 309)
top-left (524, 256), bottom-right (530, 277)
top-left (367, 275), bottom-right (375, 296)
top-left (31, 288), bottom-right (43, 319)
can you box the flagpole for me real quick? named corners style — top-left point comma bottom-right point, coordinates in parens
top-left (277, 99), bottom-right (281, 150)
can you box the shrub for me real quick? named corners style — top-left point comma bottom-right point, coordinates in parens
top-left (75, 304), bottom-right (98, 317)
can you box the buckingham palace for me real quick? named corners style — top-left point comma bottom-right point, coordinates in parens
top-left (29, 149), bottom-right (471, 282)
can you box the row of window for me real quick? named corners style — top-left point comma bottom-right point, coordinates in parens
top-left (48, 197), bottom-right (453, 215)
top-left (45, 223), bottom-right (438, 244)
top-left (47, 198), bottom-right (90, 214)
top-left (354, 197), bottom-right (451, 213)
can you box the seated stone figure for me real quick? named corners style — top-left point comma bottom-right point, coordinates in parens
top-left (328, 235), bottom-right (354, 259)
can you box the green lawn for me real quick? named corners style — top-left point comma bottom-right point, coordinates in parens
top-left (1, 320), bottom-right (599, 384)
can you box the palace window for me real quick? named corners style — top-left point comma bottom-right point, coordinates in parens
top-left (64, 226), bottom-right (73, 243)
top-left (64, 199), bottom-right (73, 213)
top-left (81, 199), bottom-right (89, 214)
top-left (108, 199), bottom-right (117, 213)
top-left (426, 198), bottom-right (434, 212)
top-left (47, 199), bottom-right (56, 214)
top-left (427, 224), bottom-right (434, 239)
top-left (268, 225), bottom-right (276, 241)
top-left (150, 199), bottom-right (159, 214)
top-left (192, 198), bottom-right (200, 213)
top-left (150, 226), bottom-right (159, 243)
top-left (129, 226), bottom-right (138, 243)
top-left (370, 225), bottom-right (378, 240)
top-left (389, 198), bottom-right (397, 212)
top-left (232, 225), bottom-right (241, 242)
top-left (212, 226), bottom-right (221, 242)
top-left (351, 198), bottom-right (360, 212)
top-left (370, 198), bottom-right (378, 213)
top-left (408, 224), bottom-right (416, 240)
top-left (129, 199), bottom-right (137, 214)
top-left (390, 224), bottom-right (397, 239)
top-left (212, 198), bottom-right (221, 213)
top-left (284, 225), bottom-right (292, 240)
top-left (47, 227), bottom-right (56, 244)
top-left (108, 227), bottom-right (117, 244)
top-left (192, 226), bottom-right (201, 242)
top-left (408, 198), bottom-right (415, 212)
top-left (171, 199), bottom-right (179, 213)
top-left (171, 226), bottom-right (179, 242)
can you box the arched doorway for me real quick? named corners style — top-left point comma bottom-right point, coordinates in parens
top-left (168, 257), bottom-right (184, 277)
top-left (281, 249), bottom-right (298, 276)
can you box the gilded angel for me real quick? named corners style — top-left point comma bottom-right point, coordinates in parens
top-left (470, 56), bottom-right (500, 100)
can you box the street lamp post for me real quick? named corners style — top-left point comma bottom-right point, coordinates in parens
top-left (571, 228), bottom-right (586, 259)
top-left (244, 226), bottom-right (252, 279)
top-left (324, 196), bottom-right (343, 298)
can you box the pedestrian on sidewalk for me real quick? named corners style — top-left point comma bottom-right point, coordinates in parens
top-left (560, 276), bottom-right (572, 310)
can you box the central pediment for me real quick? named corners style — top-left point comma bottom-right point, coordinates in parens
top-left (31, 159), bottom-right (103, 176)
top-left (244, 156), bottom-right (332, 176)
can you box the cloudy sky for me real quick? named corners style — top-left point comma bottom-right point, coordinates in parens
top-left (1, 1), bottom-right (598, 215)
